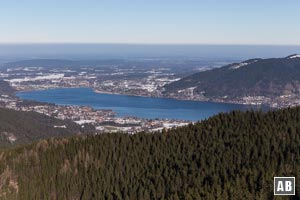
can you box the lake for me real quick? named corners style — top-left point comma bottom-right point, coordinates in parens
top-left (16, 87), bottom-right (259, 121)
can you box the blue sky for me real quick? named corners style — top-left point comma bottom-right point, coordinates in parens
top-left (1, 0), bottom-right (300, 45)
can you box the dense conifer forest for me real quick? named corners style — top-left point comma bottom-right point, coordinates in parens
top-left (1, 107), bottom-right (300, 199)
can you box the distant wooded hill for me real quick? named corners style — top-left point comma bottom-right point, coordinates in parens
top-left (1, 106), bottom-right (300, 199)
top-left (164, 54), bottom-right (300, 98)
top-left (0, 108), bottom-right (94, 148)
top-left (0, 80), bottom-right (15, 95)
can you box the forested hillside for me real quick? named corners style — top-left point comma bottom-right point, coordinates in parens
top-left (164, 55), bottom-right (300, 98)
top-left (0, 108), bottom-right (94, 148)
top-left (1, 107), bottom-right (300, 199)
top-left (0, 80), bottom-right (15, 95)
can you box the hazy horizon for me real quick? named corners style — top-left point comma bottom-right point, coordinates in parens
top-left (0, 44), bottom-right (299, 63)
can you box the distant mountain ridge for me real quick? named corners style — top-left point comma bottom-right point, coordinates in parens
top-left (164, 54), bottom-right (300, 99)
top-left (3, 59), bottom-right (76, 67)
top-left (1, 59), bottom-right (126, 69)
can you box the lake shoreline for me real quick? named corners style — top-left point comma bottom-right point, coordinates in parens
top-left (15, 86), bottom-right (267, 108)
top-left (16, 87), bottom-right (262, 121)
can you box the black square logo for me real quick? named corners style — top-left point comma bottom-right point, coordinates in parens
top-left (274, 177), bottom-right (295, 195)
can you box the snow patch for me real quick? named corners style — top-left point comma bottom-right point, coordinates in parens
top-left (6, 74), bottom-right (64, 83)
top-left (54, 125), bottom-right (67, 129)
top-left (178, 87), bottom-right (197, 93)
top-left (75, 120), bottom-right (95, 125)
top-left (1, 132), bottom-right (17, 143)
top-left (230, 62), bottom-right (249, 69)
top-left (229, 60), bottom-right (258, 70)
top-left (288, 54), bottom-right (300, 59)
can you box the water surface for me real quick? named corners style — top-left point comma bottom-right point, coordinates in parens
top-left (17, 87), bottom-right (258, 121)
